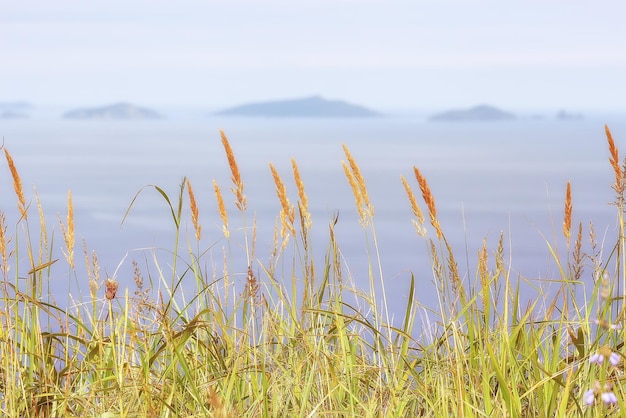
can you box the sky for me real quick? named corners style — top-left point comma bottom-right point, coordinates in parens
top-left (1, 1), bottom-right (625, 112)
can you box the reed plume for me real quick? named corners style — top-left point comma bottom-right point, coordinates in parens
top-left (291, 158), bottom-right (311, 230)
top-left (413, 166), bottom-right (442, 239)
top-left (84, 241), bottom-right (100, 299)
top-left (401, 175), bottom-right (426, 237)
top-left (342, 144), bottom-right (372, 217)
top-left (4, 148), bottom-right (27, 220)
top-left (220, 130), bottom-right (247, 211)
top-left (186, 178), bottom-right (201, 241)
top-left (0, 212), bottom-right (7, 277)
top-left (606, 125), bottom-right (623, 194)
top-left (478, 238), bottom-right (488, 308)
top-left (59, 190), bottom-right (75, 268)
top-left (563, 180), bottom-right (572, 246)
top-left (269, 163), bottom-right (295, 239)
top-left (341, 161), bottom-right (366, 225)
top-left (213, 180), bottom-right (229, 238)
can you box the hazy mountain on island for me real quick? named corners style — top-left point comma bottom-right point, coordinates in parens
top-left (429, 104), bottom-right (516, 122)
top-left (0, 101), bottom-right (32, 118)
top-left (63, 102), bottom-right (163, 120)
top-left (215, 96), bottom-right (382, 118)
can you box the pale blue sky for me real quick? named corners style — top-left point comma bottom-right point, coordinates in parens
top-left (1, 1), bottom-right (625, 112)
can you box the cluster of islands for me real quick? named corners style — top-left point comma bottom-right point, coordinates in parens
top-left (0, 97), bottom-right (585, 122)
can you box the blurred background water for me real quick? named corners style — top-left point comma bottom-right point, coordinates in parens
top-left (1, 110), bottom-right (624, 323)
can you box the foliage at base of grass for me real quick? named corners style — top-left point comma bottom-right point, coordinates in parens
top-left (1, 127), bottom-right (625, 417)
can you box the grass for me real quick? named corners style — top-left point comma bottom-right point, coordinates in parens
top-left (0, 125), bottom-right (625, 417)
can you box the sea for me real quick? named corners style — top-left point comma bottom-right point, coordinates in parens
top-left (1, 107), bottom-right (625, 326)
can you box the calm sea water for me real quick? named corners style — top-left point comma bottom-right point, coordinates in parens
top-left (1, 109), bottom-right (625, 322)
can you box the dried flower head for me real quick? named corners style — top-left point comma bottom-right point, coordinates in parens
top-left (105, 277), bottom-right (119, 300)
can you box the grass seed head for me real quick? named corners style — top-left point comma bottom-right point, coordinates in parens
top-left (605, 125), bottom-right (623, 194)
top-left (186, 178), bottom-right (202, 241)
top-left (4, 148), bottom-right (27, 220)
top-left (413, 166), bottom-right (443, 239)
top-left (563, 180), bottom-right (572, 246)
top-left (269, 163), bottom-right (295, 239)
top-left (291, 158), bottom-right (311, 230)
top-left (401, 175), bottom-right (426, 236)
top-left (220, 130), bottom-right (247, 211)
top-left (213, 180), bottom-right (229, 238)
top-left (341, 161), bottom-right (367, 225)
top-left (342, 144), bottom-right (373, 217)
top-left (59, 190), bottom-right (75, 268)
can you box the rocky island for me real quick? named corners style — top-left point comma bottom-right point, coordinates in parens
top-left (63, 102), bottom-right (162, 120)
top-left (215, 96), bottom-right (382, 118)
top-left (429, 105), bottom-right (516, 122)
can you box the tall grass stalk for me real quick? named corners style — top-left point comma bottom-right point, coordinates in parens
top-left (1, 127), bottom-right (626, 416)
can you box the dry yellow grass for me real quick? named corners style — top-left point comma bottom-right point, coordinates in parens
top-left (269, 163), bottom-right (296, 239)
top-left (186, 178), bottom-right (201, 241)
top-left (606, 125), bottom-right (623, 194)
top-left (84, 241), bottom-right (100, 299)
top-left (401, 175), bottom-right (426, 237)
top-left (413, 166), bottom-right (443, 239)
top-left (59, 190), bottom-right (74, 269)
top-left (341, 160), bottom-right (366, 225)
top-left (291, 158), bottom-right (311, 230)
top-left (213, 179), bottom-right (229, 239)
top-left (220, 130), bottom-right (247, 211)
top-left (4, 148), bottom-right (27, 220)
top-left (563, 180), bottom-right (572, 246)
top-left (342, 144), bottom-right (372, 217)
top-left (0, 212), bottom-right (7, 278)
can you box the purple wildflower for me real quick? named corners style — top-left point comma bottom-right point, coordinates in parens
top-left (601, 391), bottom-right (618, 405)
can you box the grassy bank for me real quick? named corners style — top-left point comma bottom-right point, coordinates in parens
top-left (0, 126), bottom-right (625, 417)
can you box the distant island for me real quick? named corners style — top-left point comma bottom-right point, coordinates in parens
top-left (0, 110), bottom-right (28, 119)
top-left (429, 105), bottom-right (516, 122)
top-left (556, 110), bottom-right (583, 120)
top-left (63, 102), bottom-right (162, 120)
top-left (215, 96), bottom-right (382, 118)
top-left (0, 101), bottom-right (32, 118)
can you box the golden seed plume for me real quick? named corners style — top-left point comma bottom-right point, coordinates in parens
top-left (606, 125), bottom-right (622, 192)
top-left (59, 190), bottom-right (75, 268)
top-left (341, 161), bottom-right (366, 224)
top-left (186, 178), bottom-right (201, 241)
top-left (4, 148), bottom-right (27, 220)
top-left (269, 163), bottom-right (295, 238)
top-left (291, 158), bottom-right (311, 230)
top-left (478, 238), bottom-right (488, 307)
top-left (342, 144), bottom-right (372, 216)
top-left (413, 166), bottom-right (442, 239)
top-left (220, 130), bottom-right (247, 211)
top-left (0, 212), bottom-right (7, 277)
top-left (213, 180), bottom-right (229, 238)
top-left (563, 180), bottom-right (572, 246)
top-left (84, 241), bottom-right (100, 299)
top-left (572, 222), bottom-right (583, 281)
top-left (401, 175), bottom-right (426, 236)
top-left (34, 189), bottom-right (49, 260)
